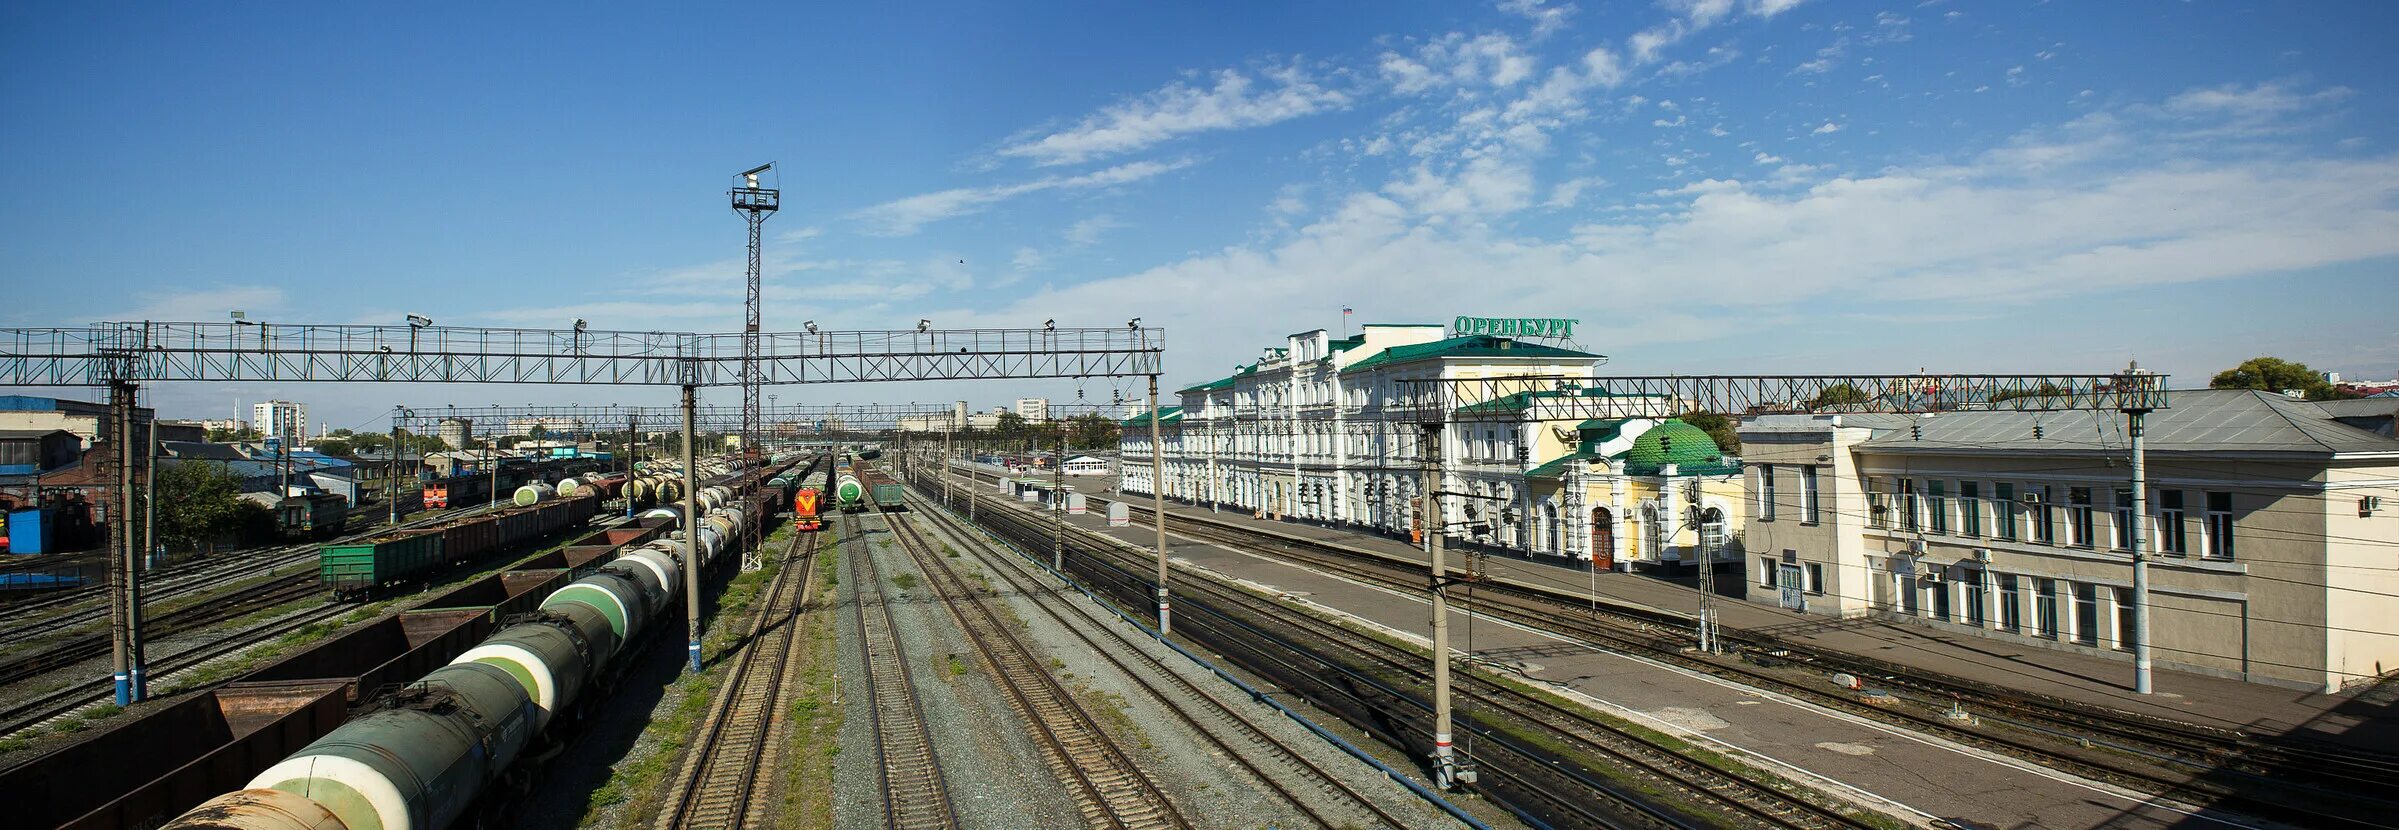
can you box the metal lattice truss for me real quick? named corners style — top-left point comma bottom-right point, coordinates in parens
top-left (394, 403), bottom-right (958, 437)
top-left (1388, 373), bottom-right (2169, 423)
top-left (0, 323), bottom-right (1165, 386)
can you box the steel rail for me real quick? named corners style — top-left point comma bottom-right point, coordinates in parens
top-left (885, 510), bottom-right (1192, 830)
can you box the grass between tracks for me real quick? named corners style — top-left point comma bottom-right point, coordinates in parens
top-left (776, 548), bottom-right (844, 830)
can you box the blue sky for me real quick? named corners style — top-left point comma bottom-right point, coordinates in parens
top-left (4, 1), bottom-right (2395, 430)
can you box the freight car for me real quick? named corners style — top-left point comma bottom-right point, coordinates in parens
top-left (834, 471), bottom-right (866, 513)
top-left (276, 493), bottom-right (349, 541)
top-left (318, 490), bottom-right (600, 598)
top-left (160, 482), bottom-right (764, 830)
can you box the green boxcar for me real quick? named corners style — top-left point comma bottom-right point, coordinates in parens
top-left (870, 483), bottom-right (906, 511)
top-left (320, 531), bottom-right (445, 597)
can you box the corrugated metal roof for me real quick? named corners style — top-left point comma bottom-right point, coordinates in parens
top-left (1857, 389), bottom-right (2399, 456)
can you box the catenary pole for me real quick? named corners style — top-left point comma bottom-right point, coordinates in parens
top-left (2128, 407), bottom-right (2152, 694)
top-left (135, 409), bottom-right (154, 699)
top-left (108, 381), bottom-right (133, 707)
top-left (387, 418), bottom-right (403, 526)
top-left (1149, 374), bottom-right (1170, 636)
top-left (1421, 422), bottom-right (1460, 788)
top-left (682, 384), bottom-right (703, 673)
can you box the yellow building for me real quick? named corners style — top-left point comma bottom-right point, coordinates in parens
top-left (1520, 417), bottom-right (1745, 572)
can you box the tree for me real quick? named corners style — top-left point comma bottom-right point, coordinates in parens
top-left (1066, 413), bottom-right (1120, 450)
top-left (348, 432), bottom-right (392, 454)
top-left (309, 438), bottom-right (354, 457)
top-left (1675, 410), bottom-right (1741, 454)
top-left (995, 411), bottom-right (1028, 438)
top-left (154, 461), bottom-right (247, 551)
top-left (2210, 356), bottom-right (2358, 401)
top-left (1990, 382), bottom-right (2069, 406)
top-left (1808, 383), bottom-right (1872, 409)
top-left (528, 425), bottom-right (551, 441)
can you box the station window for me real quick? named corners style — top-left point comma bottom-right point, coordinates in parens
top-left (2158, 490), bottom-right (2187, 556)
top-left (1996, 574), bottom-right (2021, 632)
top-left (2072, 583), bottom-right (2100, 647)
top-left (2204, 492), bottom-right (2235, 560)
top-left (1866, 478), bottom-right (1889, 529)
top-left (1759, 465), bottom-right (1778, 521)
top-left (1801, 467), bottom-right (1820, 524)
top-left (2067, 487), bottom-right (2094, 548)
top-left (1805, 562), bottom-right (1825, 595)
top-left (1928, 481), bottom-right (1948, 534)
top-left (2112, 586), bottom-right (2136, 652)
top-left (2031, 484), bottom-right (2056, 545)
top-left (2034, 578), bottom-right (2059, 640)
top-left (1760, 557), bottom-right (1778, 587)
top-left (1994, 483), bottom-right (2018, 541)
top-left (1960, 481), bottom-right (1982, 537)
top-left (1901, 479), bottom-right (1921, 532)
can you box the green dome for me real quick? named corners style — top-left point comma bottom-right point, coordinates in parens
top-left (1624, 420), bottom-right (1724, 475)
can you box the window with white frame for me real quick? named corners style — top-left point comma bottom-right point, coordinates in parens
top-left (2204, 491), bottom-right (2234, 560)
top-left (1801, 467), bottom-right (1820, 524)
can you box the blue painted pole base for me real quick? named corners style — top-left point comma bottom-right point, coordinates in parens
top-left (129, 666), bottom-right (146, 701)
top-left (113, 672), bottom-right (130, 707)
top-left (688, 640), bottom-right (703, 672)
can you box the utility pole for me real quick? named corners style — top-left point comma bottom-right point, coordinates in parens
top-left (681, 384), bottom-right (703, 673)
top-left (1053, 429), bottom-right (1067, 576)
top-left (2128, 404), bottom-right (2152, 694)
top-left (1420, 422), bottom-right (1467, 789)
top-left (943, 425), bottom-right (953, 508)
top-left (1149, 374), bottom-right (1170, 636)
top-left (108, 379), bottom-right (137, 706)
top-left (387, 415), bottom-right (403, 526)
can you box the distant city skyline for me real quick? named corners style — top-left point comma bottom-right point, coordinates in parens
top-left (4, 2), bottom-right (2394, 429)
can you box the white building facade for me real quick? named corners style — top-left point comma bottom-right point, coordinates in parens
top-left (1121, 323), bottom-right (1616, 554)
top-left (252, 400), bottom-right (308, 445)
top-left (1016, 397), bottom-right (1050, 422)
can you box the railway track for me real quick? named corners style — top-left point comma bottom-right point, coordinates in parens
top-left (656, 524), bottom-right (820, 830)
top-left (908, 487), bottom-right (1418, 830)
top-left (0, 571), bottom-right (321, 689)
top-left (843, 512), bottom-right (960, 830)
top-left (0, 597), bottom-right (355, 739)
top-left (884, 509), bottom-right (1193, 830)
top-left (0, 501), bottom-right (498, 640)
top-left (936, 479), bottom-right (1884, 830)
top-left (1076, 488), bottom-right (2399, 828)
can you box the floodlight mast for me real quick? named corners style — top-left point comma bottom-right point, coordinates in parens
top-left (729, 163), bottom-right (779, 464)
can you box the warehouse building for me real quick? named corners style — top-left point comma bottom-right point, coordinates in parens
top-left (1737, 390), bottom-right (2399, 692)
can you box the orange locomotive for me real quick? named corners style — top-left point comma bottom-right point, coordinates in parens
top-left (791, 487), bottom-right (823, 531)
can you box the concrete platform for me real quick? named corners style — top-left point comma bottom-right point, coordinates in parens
top-left (943, 468), bottom-right (2359, 829)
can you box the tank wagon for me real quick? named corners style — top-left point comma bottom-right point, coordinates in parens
top-left (157, 464), bottom-right (777, 830)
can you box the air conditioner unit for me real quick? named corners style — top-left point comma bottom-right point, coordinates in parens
top-left (2019, 492), bottom-right (2044, 504)
top-left (1972, 548), bottom-right (1992, 563)
top-left (1907, 539), bottom-right (1928, 554)
top-left (2363, 496), bottom-right (2383, 518)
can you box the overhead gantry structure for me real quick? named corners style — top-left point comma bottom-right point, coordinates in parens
top-left (1, 320), bottom-right (1169, 699)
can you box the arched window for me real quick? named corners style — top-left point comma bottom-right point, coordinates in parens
top-left (1699, 506), bottom-right (1728, 557)
top-left (1543, 502), bottom-right (1560, 555)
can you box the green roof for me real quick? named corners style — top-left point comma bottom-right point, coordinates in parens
top-left (1178, 376), bottom-right (1236, 394)
top-left (1526, 452), bottom-right (1598, 479)
top-left (1341, 335), bottom-right (1604, 374)
top-left (1623, 419), bottom-right (1740, 476)
top-left (1329, 335), bottom-right (1365, 352)
top-left (1121, 406), bottom-right (1184, 428)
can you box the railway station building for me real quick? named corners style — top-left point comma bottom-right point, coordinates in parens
top-left (1737, 391), bottom-right (2399, 692)
top-left (1120, 322), bottom-right (1749, 576)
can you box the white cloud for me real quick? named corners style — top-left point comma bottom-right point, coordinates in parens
top-left (1632, 0), bottom-right (1808, 65)
top-left (852, 159), bottom-right (1195, 235)
top-left (1811, 121), bottom-right (1841, 135)
top-left (1065, 214), bottom-right (1125, 246)
top-left (1497, 0), bottom-right (1576, 37)
top-left (1544, 176), bottom-right (1606, 208)
top-left (966, 83), bottom-right (2398, 379)
top-left (1012, 247), bottom-right (1045, 271)
top-left (998, 66), bottom-right (1347, 166)
top-left (1652, 115), bottom-right (1687, 127)
top-left (1381, 33), bottom-right (1537, 94)
top-left (2154, 81), bottom-right (2353, 137)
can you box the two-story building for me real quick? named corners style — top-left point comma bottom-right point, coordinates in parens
top-left (1738, 390), bottom-right (2399, 692)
